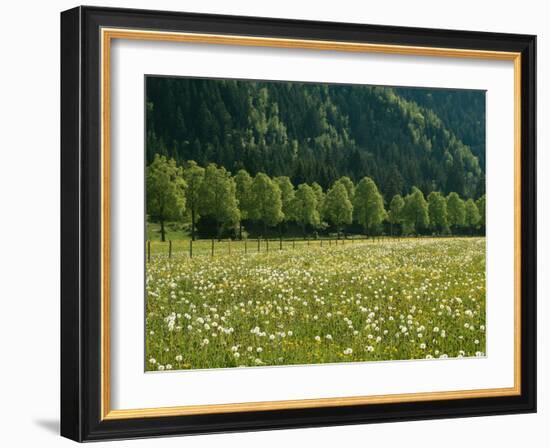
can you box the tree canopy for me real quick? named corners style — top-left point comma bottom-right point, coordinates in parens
top-left (146, 77), bottom-right (485, 200)
top-left (324, 182), bottom-right (353, 235)
top-left (447, 192), bottom-right (466, 231)
top-left (428, 191), bottom-right (448, 234)
top-left (250, 173), bottom-right (284, 233)
top-left (146, 157), bottom-right (484, 240)
top-left (146, 154), bottom-right (186, 241)
top-left (353, 177), bottom-right (387, 235)
top-left (199, 164), bottom-right (240, 237)
top-left (403, 187), bottom-right (429, 234)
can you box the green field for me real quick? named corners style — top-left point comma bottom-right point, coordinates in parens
top-left (145, 237), bottom-right (486, 371)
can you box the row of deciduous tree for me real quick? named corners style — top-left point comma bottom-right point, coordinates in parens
top-left (146, 154), bottom-right (485, 241)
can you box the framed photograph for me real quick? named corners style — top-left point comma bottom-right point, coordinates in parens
top-left (60, 6), bottom-right (536, 441)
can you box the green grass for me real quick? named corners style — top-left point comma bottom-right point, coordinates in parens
top-left (146, 221), bottom-right (190, 241)
top-left (145, 237), bottom-right (486, 371)
top-left (148, 236), bottom-right (384, 258)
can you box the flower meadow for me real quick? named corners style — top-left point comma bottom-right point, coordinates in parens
top-left (145, 237), bottom-right (486, 371)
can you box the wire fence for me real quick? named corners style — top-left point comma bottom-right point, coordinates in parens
top-left (145, 235), bottom-right (418, 261)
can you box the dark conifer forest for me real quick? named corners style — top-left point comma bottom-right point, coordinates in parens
top-left (145, 77), bottom-right (485, 201)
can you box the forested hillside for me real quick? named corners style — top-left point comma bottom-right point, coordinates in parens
top-left (146, 77), bottom-right (485, 200)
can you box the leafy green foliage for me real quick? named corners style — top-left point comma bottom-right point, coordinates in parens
top-left (234, 169), bottom-right (254, 220)
top-left (388, 194), bottom-right (405, 236)
top-left (182, 160), bottom-right (204, 240)
top-left (334, 176), bottom-right (355, 202)
top-left (311, 182), bottom-right (325, 220)
top-left (199, 164), bottom-right (240, 237)
top-left (292, 183), bottom-right (320, 232)
top-left (476, 194), bottom-right (486, 228)
top-left (250, 173), bottom-right (284, 231)
top-left (428, 191), bottom-right (448, 234)
top-left (274, 176), bottom-right (296, 222)
top-left (447, 192), bottom-right (466, 230)
top-left (146, 156), bottom-right (483, 239)
top-left (403, 187), bottom-right (429, 234)
top-left (146, 77), bottom-right (485, 199)
top-left (353, 177), bottom-right (387, 235)
top-left (464, 199), bottom-right (481, 231)
top-left (324, 182), bottom-right (353, 234)
top-left (146, 154), bottom-right (186, 241)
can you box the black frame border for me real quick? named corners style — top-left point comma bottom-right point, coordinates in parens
top-left (61, 6), bottom-right (536, 442)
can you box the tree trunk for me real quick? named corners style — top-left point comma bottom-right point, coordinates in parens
top-left (191, 209), bottom-right (196, 241)
top-left (160, 219), bottom-right (166, 242)
top-left (217, 221), bottom-right (222, 241)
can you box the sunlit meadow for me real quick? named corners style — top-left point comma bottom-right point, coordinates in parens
top-left (145, 237), bottom-right (486, 371)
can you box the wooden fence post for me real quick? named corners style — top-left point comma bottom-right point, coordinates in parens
top-left (228, 239), bottom-right (231, 255)
top-left (189, 239), bottom-right (193, 258)
top-left (211, 238), bottom-right (214, 257)
top-left (245, 239), bottom-right (247, 254)
top-left (147, 240), bottom-right (151, 262)
top-left (258, 238), bottom-right (260, 252)
top-left (280, 236), bottom-right (282, 250)
top-left (320, 239), bottom-right (323, 247)
top-left (292, 239), bottom-right (295, 249)
top-left (266, 238), bottom-right (269, 253)
top-left (169, 240), bottom-right (172, 258)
